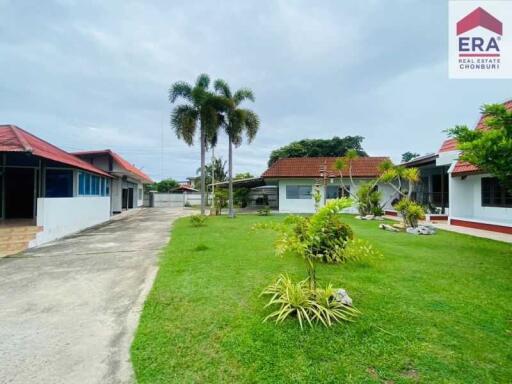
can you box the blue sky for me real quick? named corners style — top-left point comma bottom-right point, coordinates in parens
top-left (0, 0), bottom-right (509, 181)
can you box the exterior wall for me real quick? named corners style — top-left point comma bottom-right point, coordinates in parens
top-left (136, 182), bottom-right (143, 207)
top-left (33, 196), bottom-right (110, 246)
top-left (449, 173), bottom-right (512, 225)
top-left (277, 178), bottom-right (395, 214)
top-left (150, 192), bottom-right (209, 207)
top-left (111, 177), bottom-right (122, 213)
top-left (278, 179), bottom-right (319, 213)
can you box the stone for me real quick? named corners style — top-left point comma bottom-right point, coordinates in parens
top-left (364, 214), bottom-right (375, 220)
top-left (380, 223), bottom-right (399, 232)
top-left (374, 216), bottom-right (385, 221)
top-left (406, 227), bottom-right (420, 235)
top-left (334, 288), bottom-right (353, 306)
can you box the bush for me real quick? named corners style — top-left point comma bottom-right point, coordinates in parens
top-left (233, 188), bottom-right (250, 208)
top-left (393, 198), bottom-right (425, 227)
top-left (190, 214), bottom-right (207, 227)
top-left (261, 274), bottom-right (359, 328)
top-left (356, 182), bottom-right (383, 216)
top-left (257, 206), bottom-right (271, 216)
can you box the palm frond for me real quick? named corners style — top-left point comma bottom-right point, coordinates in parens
top-left (242, 109), bottom-right (260, 143)
top-left (213, 79), bottom-right (232, 99)
top-left (171, 105), bottom-right (198, 145)
top-left (195, 73), bottom-right (210, 89)
top-left (233, 88), bottom-right (255, 105)
top-left (169, 81), bottom-right (193, 103)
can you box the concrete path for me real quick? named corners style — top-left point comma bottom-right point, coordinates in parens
top-left (0, 208), bottom-right (187, 384)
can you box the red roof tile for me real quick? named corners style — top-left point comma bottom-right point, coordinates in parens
top-left (262, 157), bottom-right (390, 178)
top-left (438, 138), bottom-right (458, 153)
top-left (73, 149), bottom-right (153, 183)
top-left (452, 99), bottom-right (512, 175)
top-left (0, 125), bottom-right (110, 177)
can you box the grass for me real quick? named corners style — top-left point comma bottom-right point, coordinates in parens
top-left (131, 214), bottom-right (512, 383)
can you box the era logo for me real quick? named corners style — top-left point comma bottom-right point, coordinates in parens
top-left (457, 7), bottom-right (502, 56)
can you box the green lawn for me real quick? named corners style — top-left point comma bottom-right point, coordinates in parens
top-left (131, 214), bottom-right (512, 383)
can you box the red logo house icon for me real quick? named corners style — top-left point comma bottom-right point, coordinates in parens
top-left (457, 7), bottom-right (502, 57)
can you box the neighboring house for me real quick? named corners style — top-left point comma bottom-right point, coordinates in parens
top-left (73, 150), bottom-right (153, 214)
top-left (0, 125), bottom-right (112, 249)
top-left (261, 157), bottom-right (395, 213)
top-left (171, 185), bottom-right (198, 193)
top-left (404, 100), bottom-right (512, 234)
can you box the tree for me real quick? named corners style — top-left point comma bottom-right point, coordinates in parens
top-left (197, 157), bottom-right (227, 186)
top-left (334, 152), bottom-right (420, 214)
top-left (268, 136), bottom-right (367, 166)
top-left (169, 73), bottom-right (228, 214)
top-left (448, 103), bottom-right (512, 191)
top-left (214, 79), bottom-right (260, 218)
top-left (234, 172), bottom-right (254, 180)
top-left (401, 151), bottom-right (420, 163)
top-left (156, 178), bottom-right (179, 192)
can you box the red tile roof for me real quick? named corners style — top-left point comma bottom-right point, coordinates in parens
top-left (452, 99), bottom-right (512, 175)
top-left (262, 157), bottom-right (389, 178)
top-left (438, 138), bottom-right (458, 153)
top-left (73, 149), bottom-right (153, 183)
top-left (0, 125), bottom-right (110, 177)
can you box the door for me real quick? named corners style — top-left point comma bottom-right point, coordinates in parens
top-left (128, 188), bottom-right (134, 209)
top-left (122, 188), bottom-right (128, 209)
top-left (5, 168), bottom-right (35, 219)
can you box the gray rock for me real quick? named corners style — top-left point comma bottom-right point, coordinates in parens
top-left (379, 223), bottom-right (399, 232)
top-left (334, 288), bottom-right (353, 307)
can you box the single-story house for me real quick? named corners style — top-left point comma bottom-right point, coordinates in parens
top-left (261, 156), bottom-right (396, 213)
top-left (0, 125), bottom-right (153, 254)
top-left (404, 100), bottom-right (512, 234)
top-left (0, 125), bottom-right (112, 249)
top-left (72, 150), bottom-right (153, 214)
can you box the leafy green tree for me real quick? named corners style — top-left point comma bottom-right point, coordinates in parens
top-left (268, 136), bottom-right (367, 166)
top-left (448, 103), bottom-right (512, 191)
top-left (234, 172), bottom-right (254, 180)
top-left (214, 79), bottom-right (260, 218)
top-left (156, 178), bottom-right (179, 192)
top-left (197, 157), bottom-right (227, 186)
top-left (169, 73), bottom-right (228, 214)
top-left (401, 151), bottom-right (420, 163)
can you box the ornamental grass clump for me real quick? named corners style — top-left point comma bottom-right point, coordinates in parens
top-left (261, 274), bottom-right (360, 329)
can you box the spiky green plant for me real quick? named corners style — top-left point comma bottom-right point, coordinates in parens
top-left (261, 274), bottom-right (359, 329)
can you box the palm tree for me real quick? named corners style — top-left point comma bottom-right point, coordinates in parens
top-left (214, 79), bottom-right (260, 218)
top-left (169, 74), bottom-right (227, 214)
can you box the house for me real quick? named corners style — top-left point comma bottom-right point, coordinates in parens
top-left (72, 150), bottom-right (153, 214)
top-left (0, 125), bottom-right (112, 250)
top-left (261, 157), bottom-right (396, 213)
top-left (404, 100), bottom-right (512, 234)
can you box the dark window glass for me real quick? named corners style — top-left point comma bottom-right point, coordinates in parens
top-left (85, 173), bottom-right (91, 195)
top-left (481, 177), bottom-right (511, 207)
top-left (326, 185), bottom-right (339, 199)
top-left (45, 169), bottom-right (73, 198)
top-left (79, 172), bottom-right (86, 195)
top-left (286, 185), bottom-right (312, 199)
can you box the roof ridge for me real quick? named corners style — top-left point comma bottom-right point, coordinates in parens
top-left (10, 125), bottom-right (33, 152)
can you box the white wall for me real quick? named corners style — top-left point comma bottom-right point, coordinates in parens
top-left (450, 173), bottom-right (512, 225)
top-left (33, 196), bottom-right (111, 246)
top-left (277, 178), bottom-right (396, 214)
top-left (111, 178), bottom-right (122, 213)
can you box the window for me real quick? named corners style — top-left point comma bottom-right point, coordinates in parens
top-left (286, 185), bottom-right (312, 199)
top-left (78, 171), bottom-right (108, 196)
top-left (79, 172), bottom-right (86, 195)
top-left (45, 169), bottom-right (73, 197)
top-left (326, 185), bottom-right (351, 199)
top-left (481, 177), bottom-right (512, 207)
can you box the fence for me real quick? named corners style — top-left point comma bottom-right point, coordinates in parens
top-left (149, 192), bottom-right (210, 208)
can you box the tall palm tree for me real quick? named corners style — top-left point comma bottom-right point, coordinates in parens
top-left (214, 79), bottom-right (260, 218)
top-left (169, 74), bottom-right (227, 214)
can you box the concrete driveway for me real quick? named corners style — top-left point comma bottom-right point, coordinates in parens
top-left (0, 208), bottom-right (187, 384)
